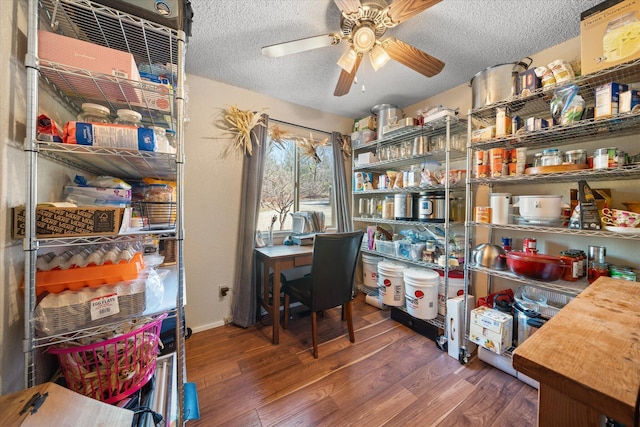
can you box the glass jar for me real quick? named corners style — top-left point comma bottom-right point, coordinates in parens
top-left (145, 184), bottom-right (172, 202)
top-left (165, 129), bottom-right (177, 154)
top-left (114, 109), bottom-right (142, 127)
top-left (541, 148), bottom-right (562, 166)
top-left (450, 197), bottom-right (465, 222)
top-left (559, 251), bottom-right (580, 282)
top-left (533, 152), bottom-right (543, 167)
top-left (382, 196), bottom-right (394, 220)
top-left (588, 262), bottom-right (610, 284)
top-left (152, 126), bottom-right (170, 152)
top-left (77, 103), bottom-right (111, 123)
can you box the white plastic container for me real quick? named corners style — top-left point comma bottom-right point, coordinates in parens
top-left (377, 261), bottom-right (406, 307)
top-left (490, 193), bottom-right (511, 224)
top-left (362, 254), bottom-right (383, 289)
top-left (403, 268), bottom-right (439, 319)
top-left (438, 269), bottom-right (466, 316)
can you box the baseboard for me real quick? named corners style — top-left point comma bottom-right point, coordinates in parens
top-left (190, 320), bottom-right (226, 333)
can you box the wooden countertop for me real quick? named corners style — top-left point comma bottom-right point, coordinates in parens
top-left (513, 276), bottom-right (640, 426)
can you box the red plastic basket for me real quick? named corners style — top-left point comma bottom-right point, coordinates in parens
top-left (50, 313), bottom-right (166, 403)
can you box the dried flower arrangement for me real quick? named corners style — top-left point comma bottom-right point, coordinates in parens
top-left (215, 105), bottom-right (267, 157)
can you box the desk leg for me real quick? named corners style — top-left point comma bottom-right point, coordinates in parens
top-left (538, 384), bottom-right (600, 427)
top-left (272, 262), bottom-right (281, 345)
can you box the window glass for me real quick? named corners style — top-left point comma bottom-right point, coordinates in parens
top-left (258, 124), bottom-right (334, 232)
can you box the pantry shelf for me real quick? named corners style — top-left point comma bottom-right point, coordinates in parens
top-left (352, 185), bottom-right (466, 195)
top-left (354, 148), bottom-right (467, 171)
top-left (354, 217), bottom-right (465, 228)
top-left (471, 163), bottom-right (640, 185)
top-left (471, 222), bottom-right (640, 240)
top-left (38, 141), bottom-right (177, 180)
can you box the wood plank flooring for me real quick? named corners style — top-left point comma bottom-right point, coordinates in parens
top-left (185, 293), bottom-right (537, 426)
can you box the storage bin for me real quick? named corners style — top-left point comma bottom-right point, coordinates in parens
top-left (375, 240), bottom-right (395, 256)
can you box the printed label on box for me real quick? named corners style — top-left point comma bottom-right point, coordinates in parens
top-left (90, 293), bottom-right (120, 320)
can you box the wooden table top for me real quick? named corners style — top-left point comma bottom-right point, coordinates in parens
top-left (513, 276), bottom-right (640, 425)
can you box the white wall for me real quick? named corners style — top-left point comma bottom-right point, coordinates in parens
top-left (183, 75), bottom-right (353, 332)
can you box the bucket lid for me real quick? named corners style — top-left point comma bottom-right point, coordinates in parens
top-left (403, 268), bottom-right (439, 282)
top-left (437, 269), bottom-right (465, 279)
top-left (362, 253), bottom-right (383, 262)
top-left (378, 261), bottom-right (406, 273)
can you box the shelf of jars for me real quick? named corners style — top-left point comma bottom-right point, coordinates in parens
top-left (467, 264), bottom-right (589, 297)
top-left (360, 246), bottom-right (464, 272)
top-left (470, 221), bottom-right (640, 240)
top-left (470, 163), bottom-right (640, 185)
top-left (353, 184), bottom-right (466, 195)
top-left (353, 148), bottom-right (466, 171)
top-left (469, 57), bottom-right (640, 122)
top-left (38, 141), bottom-right (177, 180)
top-left (353, 116), bottom-right (467, 152)
top-left (468, 111), bottom-right (640, 151)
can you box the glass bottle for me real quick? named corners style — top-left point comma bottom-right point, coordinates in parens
top-left (77, 103), bottom-right (111, 123)
top-left (114, 109), bottom-right (142, 127)
top-left (152, 126), bottom-right (170, 153)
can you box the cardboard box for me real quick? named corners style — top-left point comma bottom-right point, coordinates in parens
top-left (354, 116), bottom-right (376, 132)
top-left (580, 0), bottom-right (640, 75)
top-left (525, 117), bottom-right (549, 132)
top-left (357, 152), bottom-right (378, 165)
top-left (13, 206), bottom-right (123, 239)
top-left (63, 122), bottom-right (156, 151)
top-left (133, 79), bottom-right (174, 112)
top-left (495, 107), bottom-right (512, 137)
top-left (619, 89), bottom-right (640, 113)
top-left (518, 69), bottom-right (541, 95)
top-left (38, 30), bottom-right (141, 103)
top-left (470, 126), bottom-right (495, 143)
top-left (595, 82), bottom-right (629, 119)
top-left (469, 306), bottom-right (513, 354)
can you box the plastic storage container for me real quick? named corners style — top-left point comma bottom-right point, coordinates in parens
top-left (77, 103), bottom-right (111, 123)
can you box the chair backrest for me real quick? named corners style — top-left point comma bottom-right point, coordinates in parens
top-left (309, 231), bottom-right (364, 312)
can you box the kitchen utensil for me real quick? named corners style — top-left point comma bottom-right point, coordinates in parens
top-left (503, 251), bottom-right (567, 281)
top-left (514, 195), bottom-right (565, 222)
top-left (472, 243), bottom-right (507, 270)
top-left (470, 58), bottom-right (532, 109)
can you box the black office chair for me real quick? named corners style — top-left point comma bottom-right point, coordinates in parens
top-left (281, 231), bottom-right (364, 358)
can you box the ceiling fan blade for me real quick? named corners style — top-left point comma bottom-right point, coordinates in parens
top-left (381, 37), bottom-right (444, 77)
top-left (261, 34), bottom-right (340, 58)
top-left (334, 54), bottom-right (362, 96)
top-left (387, 0), bottom-right (442, 24)
top-left (334, 0), bottom-right (362, 15)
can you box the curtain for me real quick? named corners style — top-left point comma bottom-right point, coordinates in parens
top-left (231, 116), bottom-right (269, 327)
top-left (331, 132), bottom-right (352, 232)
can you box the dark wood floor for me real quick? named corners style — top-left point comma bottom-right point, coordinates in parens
top-left (185, 293), bottom-right (538, 426)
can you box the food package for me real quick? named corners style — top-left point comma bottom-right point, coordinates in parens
top-left (37, 114), bottom-right (62, 142)
top-left (63, 121), bottom-right (156, 151)
top-left (595, 82), bottom-right (629, 119)
top-left (534, 66), bottom-right (556, 89)
top-left (548, 59), bottom-right (575, 85)
top-left (469, 306), bottom-right (513, 355)
top-left (569, 180), bottom-right (602, 230)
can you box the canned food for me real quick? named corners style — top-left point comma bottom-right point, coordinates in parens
top-left (523, 237), bottom-right (537, 253)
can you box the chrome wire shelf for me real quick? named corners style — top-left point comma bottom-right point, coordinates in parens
top-left (467, 265), bottom-right (588, 297)
top-left (469, 58), bottom-right (640, 122)
top-left (471, 221), bottom-right (640, 240)
top-left (354, 148), bottom-right (466, 171)
top-left (471, 163), bottom-right (640, 185)
top-left (38, 141), bottom-right (176, 180)
top-left (468, 112), bottom-right (640, 151)
top-left (353, 184), bottom-right (466, 195)
top-left (354, 217), bottom-right (465, 228)
top-left (360, 247), bottom-right (464, 271)
top-left (36, 231), bottom-right (177, 249)
top-left (39, 0), bottom-right (180, 77)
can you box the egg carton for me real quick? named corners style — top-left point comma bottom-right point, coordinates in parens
top-left (37, 243), bottom-right (141, 271)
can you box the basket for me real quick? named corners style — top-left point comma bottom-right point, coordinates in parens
top-left (50, 313), bottom-right (166, 403)
top-left (135, 201), bottom-right (176, 230)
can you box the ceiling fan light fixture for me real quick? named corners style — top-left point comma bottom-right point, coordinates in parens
top-left (369, 44), bottom-right (391, 71)
top-left (337, 47), bottom-right (358, 72)
top-left (352, 25), bottom-right (376, 53)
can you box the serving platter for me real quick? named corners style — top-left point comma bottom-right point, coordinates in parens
top-left (525, 164), bottom-right (589, 175)
top-left (603, 226), bottom-right (640, 235)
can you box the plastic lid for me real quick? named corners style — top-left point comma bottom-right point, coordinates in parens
top-left (81, 103), bottom-right (110, 115)
top-left (165, 129), bottom-right (176, 135)
top-left (116, 109), bottom-right (142, 121)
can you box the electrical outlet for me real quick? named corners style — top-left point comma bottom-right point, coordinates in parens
top-left (218, 285), bottom-right (230, 299)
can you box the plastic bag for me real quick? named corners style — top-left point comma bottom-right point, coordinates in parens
top-left (550, 84), bottom-right (582, 125)
top-left (140, 267), bottom-right (165, 313)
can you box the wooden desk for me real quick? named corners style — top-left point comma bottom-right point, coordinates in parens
top-left (255, 245), bottom-right (313, 344)
top-left (513, 277), bottom-right (640, 427)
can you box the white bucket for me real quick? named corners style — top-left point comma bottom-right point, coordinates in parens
top-left (362, 254), bottom-right (383, 289)
top-left (377, 261), bottom-right (406, 306)
top-left (404, 268), bottom-right (439, 320)
top-left (438, 270), bottom-right (466, 316)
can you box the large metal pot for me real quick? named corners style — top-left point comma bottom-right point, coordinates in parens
top-left (472, 243), bottom-right (507, 270)
top-left (470, 58), bottom-right (532, 109)
top-left (371, 104), bottom-right (403, 138)
top-left (503, 251), bottom-right (567, 281)
top-left (513, 301), bottom-right (547, 346)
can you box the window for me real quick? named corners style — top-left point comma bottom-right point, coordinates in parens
top-left (258, 123), bottom-right (334, 233)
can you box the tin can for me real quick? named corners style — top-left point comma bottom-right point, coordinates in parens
top-left (523, 237), bottom-right (537, 253)
top-left (501, 237), bottom-right (512, 252)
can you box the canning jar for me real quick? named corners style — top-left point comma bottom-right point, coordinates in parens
top-left (533, 152), bottom-right (543, 167)
top-left (114, 109), bottom-right (142, 127)
top-left (450, 197), bottom-right (465, 222)
top-left (559, 251), bottom-right (579, 281)
top-left (541, 148), bottom-right (562, 166)
top-left (588, 262), bottom-right (609, 283)
top-left (152, 126), bottom-right (170, 152)
top-left (77, 103), bottom-right (111, 123)
top-left (145, 184), bottom-right (172, 202)
top-left (382, 196), bottom-right (394, 220)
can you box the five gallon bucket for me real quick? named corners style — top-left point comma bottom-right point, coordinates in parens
top-left (362, 254), bottom-right (383, 289)
top-left (438, 269), bottom-right (465, 316)
top-left (377, 261), bottom-right (406, 306)
top-left (404, 268), bottom-right (439, 319)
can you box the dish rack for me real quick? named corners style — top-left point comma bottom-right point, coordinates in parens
top-left (49, 313), bottom-right (166, 403)
top-left (134, 201), bottom-right (177, 230)
top-left (514, 285), bottom-right (574, 318)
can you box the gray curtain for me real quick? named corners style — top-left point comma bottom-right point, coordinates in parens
top-left (331, 132), bottom-right (352, 232)
top-left (231, 116), bottom-right (269, 327)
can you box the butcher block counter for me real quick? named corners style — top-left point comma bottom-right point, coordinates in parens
top-left (513, 276), bottom-right (640, 427)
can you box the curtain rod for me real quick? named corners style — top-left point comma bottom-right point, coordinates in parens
top-left (269, 117), bottom-right (331, 136)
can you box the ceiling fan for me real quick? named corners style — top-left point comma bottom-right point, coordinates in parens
top-left (261, 0), bottom-right (445, 96)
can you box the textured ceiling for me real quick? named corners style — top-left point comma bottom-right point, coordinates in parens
top-left (185, 0), bottom-right (602, 119)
